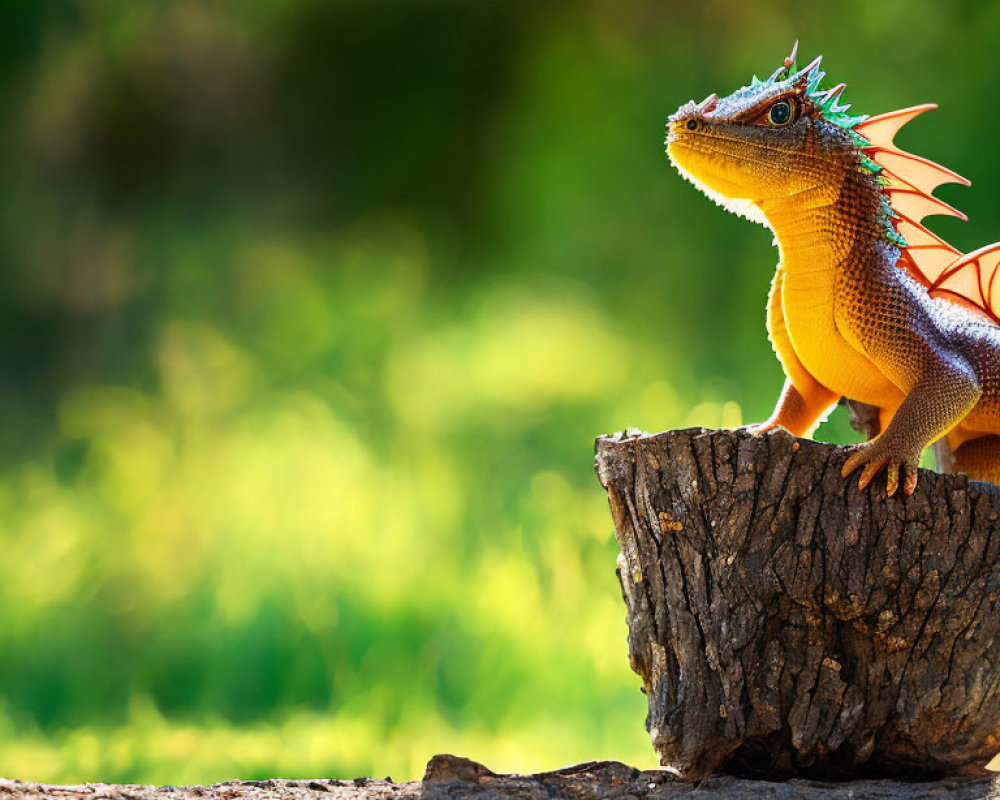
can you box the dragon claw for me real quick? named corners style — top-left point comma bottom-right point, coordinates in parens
top-left (841, 441), bottom-right (920, 497)
top-left (744, 420), bottom-right (785, 437)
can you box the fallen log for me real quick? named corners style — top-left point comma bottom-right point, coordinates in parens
top-left (595, 427), bottom-right (1000, 780)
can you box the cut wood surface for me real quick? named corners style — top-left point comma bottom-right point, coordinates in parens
top-left (0, 755), bottom-right (996, 800)
top-left (595, 427), bottom-right (1000, 780)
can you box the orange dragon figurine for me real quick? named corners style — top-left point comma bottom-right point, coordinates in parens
top-left (667, 42), bottom-right (1000, 496)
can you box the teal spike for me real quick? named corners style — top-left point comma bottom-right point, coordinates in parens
top-left (751, 74), bottom-right (761, 86)
top-left (830, 112), bottom-right (858, 128)
top-left (848, 129), bottom-right (871, 146)
top-left (858, 154), bottom-right (882, 174)
top-left (876, 194), bottom-right (907, 247)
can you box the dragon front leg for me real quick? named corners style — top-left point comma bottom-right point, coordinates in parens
top-left (841, 356), bottom-right (981, 496)
top-left (746, 378), bottom-right (838, 438)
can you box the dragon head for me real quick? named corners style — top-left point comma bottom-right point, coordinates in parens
top-left (667, 45), bottom-right (984, 320)
top-left (665, 42), bottom-right (876, 229)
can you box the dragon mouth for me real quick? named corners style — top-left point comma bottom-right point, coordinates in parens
top-left (667, 141), bottom-right (772, 231)
top-left (668, 137), bottom-right (744, 193)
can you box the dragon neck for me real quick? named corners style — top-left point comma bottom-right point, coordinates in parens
top-left (759, 168), bottom-right (890, 282)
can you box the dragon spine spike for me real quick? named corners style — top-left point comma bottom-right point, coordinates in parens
top-left (885, 188), bottom-right (968, 222)
top-left (882, 169), bottom-right (967, 220)
top-left (865, 146), bottom-right (971, 195)
top-left (793, 57), bottom-right (823, 90)
top-left (820, 83), bottom-right (847, 103)
top-left (895, 218), bottom-right (958, 252)
top-left (800, 54), bottom-right (823, 77)
top-left (854, 105), bottom-right (938, 149)
top-left (851, 99), bottom-right (975, 287)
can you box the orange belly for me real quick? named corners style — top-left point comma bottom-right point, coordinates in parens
top-left (781, 273), bottom-right (904, 410)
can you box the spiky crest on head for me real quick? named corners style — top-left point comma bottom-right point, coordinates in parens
top-left (720, 42), bottom-right (868, 134)
top-left (707, 44), bottom-right (978, 255)
top-left (714, 43), bottom-right (905, 244)
top-left (696, 45), bottom-right (1000, 324)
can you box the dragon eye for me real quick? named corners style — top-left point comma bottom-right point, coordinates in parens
top-left (768, 99), bottom-right (794, 126)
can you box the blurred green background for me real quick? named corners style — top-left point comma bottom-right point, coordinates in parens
top-left (0, 0), bottom-right (996, 786)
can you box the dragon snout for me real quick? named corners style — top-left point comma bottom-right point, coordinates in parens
top-left (666, 94), bottom-right (718, 144)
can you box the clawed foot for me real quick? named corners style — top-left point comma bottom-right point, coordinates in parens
top-left (841, 439), bottom-right (920, 497)
top-left (744, 420), bottom-right (786, 436)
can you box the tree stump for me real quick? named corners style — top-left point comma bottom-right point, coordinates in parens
top-left (595, 427), bottom-right (1000, 780)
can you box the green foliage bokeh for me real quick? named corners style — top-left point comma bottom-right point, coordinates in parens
top-left (0, 0), bottom-right (995, 785)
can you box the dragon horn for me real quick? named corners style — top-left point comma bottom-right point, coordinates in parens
top-left (772, 40), bottom-right (800, 80)
top-left (697, 93), bottom-right (719, 113)
top-left (784, 40), bottom-right (799, 70)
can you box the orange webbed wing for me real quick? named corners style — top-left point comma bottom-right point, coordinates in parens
top-left (872, 148), bottom-right (970, 196)
top-left (884, 186), bottom-right (966, 222)
top-left (856, 104), bottom-right (971, 195)
top-left (929, 242), bottom-right (1000, 325)
top-left (854, 104), bottom-right (937, 149)
top-left (855, 105), bottom-right (991, 316)
top-left (894, 218), bottom-right (960, 285)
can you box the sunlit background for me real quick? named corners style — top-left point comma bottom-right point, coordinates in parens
top-left (0, 0), bottom-right (997, 786)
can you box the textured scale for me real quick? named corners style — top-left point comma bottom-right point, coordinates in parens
top-left (665, 44), bottom-right (1000, 495)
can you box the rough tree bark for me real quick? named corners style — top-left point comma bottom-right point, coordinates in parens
top-left (595, 427), bottom-right (1000, 781)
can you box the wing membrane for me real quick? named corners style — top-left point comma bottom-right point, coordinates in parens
top-left (854, 104), bottom-right (937, 148)
top-left (930, 243), bottom-right (1000, 324)
top-left (855, 104), bottom-right (1000, 322)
